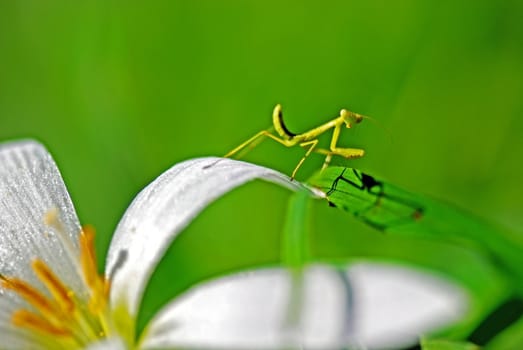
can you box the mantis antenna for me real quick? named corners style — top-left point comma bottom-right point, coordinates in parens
top-left (220, 104), bottom-right (367, 179)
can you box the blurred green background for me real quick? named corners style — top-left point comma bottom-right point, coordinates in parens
top-left (1, 0), bottom-right (522, 335)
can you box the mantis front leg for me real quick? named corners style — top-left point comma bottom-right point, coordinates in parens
top-left (329, 123), bottom-right (365, 160)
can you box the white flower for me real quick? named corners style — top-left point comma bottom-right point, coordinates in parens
top-left (0, 140), bottom-right (465, 350)
top-left (0, 140), bottom-right (346, 349)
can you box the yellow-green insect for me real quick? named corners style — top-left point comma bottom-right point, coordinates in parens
top-left (224, 104), bottom-right (367, 179)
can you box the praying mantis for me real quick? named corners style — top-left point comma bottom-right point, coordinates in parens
top-left (222, 104), bottom-right (367, 179)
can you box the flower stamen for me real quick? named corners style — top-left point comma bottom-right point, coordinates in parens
top-left (0, 213), bottom-right (113, 348)
top-left (79, 225), bottom-right (99, 290)
top-left (12, 309), bottom-right (71, 337)
top-left (0, 274), bottom-right (60, 323)
top-left (32, 259), bottom-right (75, 314)
top-left (79, 226), bottom-right (109, 316)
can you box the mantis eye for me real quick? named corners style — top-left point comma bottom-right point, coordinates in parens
top-left (352, 112), bottom-right (364, 124)
top-left (340, 109), bottom-right (363, 127)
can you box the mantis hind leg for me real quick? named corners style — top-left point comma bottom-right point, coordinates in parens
top-left (224, 129), bottom-right (294, 159)
top-left (205, 130), bottom-right (295, 170)
top-left (223, 130), bottom-right (269, 159)
top-left (203, 129), bottom-right (275, 170)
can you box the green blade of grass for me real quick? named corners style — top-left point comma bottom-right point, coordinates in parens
top-left (482, 314), bottom-right (523, 350)
top-left (308, 166), bottom-right (522, 340)
top-left (421, 339), bottom-right (479, 350)
top-left (308, 167), bottom-right (523, 293)
top-left (281, 189), bottom-right (312, 268)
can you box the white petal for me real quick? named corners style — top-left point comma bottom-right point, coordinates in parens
top-left (140, 265), bottom-right (351, 350)
top-left (106, 157), bottom-right (320, 317)
top-left (0, 299), bottom-right (46, 350)
top-left (346, 263), bottom-right (467, 349)
top-left (140, 263), bottom-right (467, 350)
top-left (0, 141), bottom-right (85, 334)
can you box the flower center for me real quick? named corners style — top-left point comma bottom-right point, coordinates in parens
top-left (0, 214), bottom-right (112, 348)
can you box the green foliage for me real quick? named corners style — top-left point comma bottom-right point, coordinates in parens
top-left (421, 339), bottom-right (479, 350)
top-left (1, 1), bottom-right (521, 261)
top-left (309, 166), bottom-right (523, 347)
top-left (140, 165), bottom-right (522, 345)
top-left (281, 189), bottom-right (312, 268)
top-left (1, 1), bottom-right (522, 348)
top-left (309, 167), bottom-right (523, 287)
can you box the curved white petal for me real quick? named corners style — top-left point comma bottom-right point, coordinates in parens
top-left (140, 263), bottom-right (466, 350)
top-left (106, 157), bottom-right (321, 317)
top-left (346, 263), bottom-right (467, 349)
top-left (0, 296), bottom-right (43, 350)
top-left (0, 141), bottom-right (85, 337)
top-left (140, 265), bottom-right (351, 350)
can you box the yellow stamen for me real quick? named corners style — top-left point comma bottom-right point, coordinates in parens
top-left (0, 274), bottom-right (59, 322)
top-left (0, 216), bottom-right (113, 346)
top-left (79, 225), bottom-right (98, 289)
top-left (32, 259), bottom-right (75, 314)
top-left (79, 226), bottom-right (108, 315)
top-left (12, 309), bottom-right (71, 337)
top-left (103, 279), bottom-right (111, 299)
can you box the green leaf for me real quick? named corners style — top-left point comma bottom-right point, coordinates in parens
top-left (308, 167), bottom-right (523, 291)
top-left (483, 315), bottom-right (523, 350)
top-left (421, 339), bottom-right (479, 350)
top-left (307, 166), bottom-right (522, 338)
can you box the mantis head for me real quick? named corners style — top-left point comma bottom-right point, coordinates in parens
top-left (340, 109), bottom-right (364, 128)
